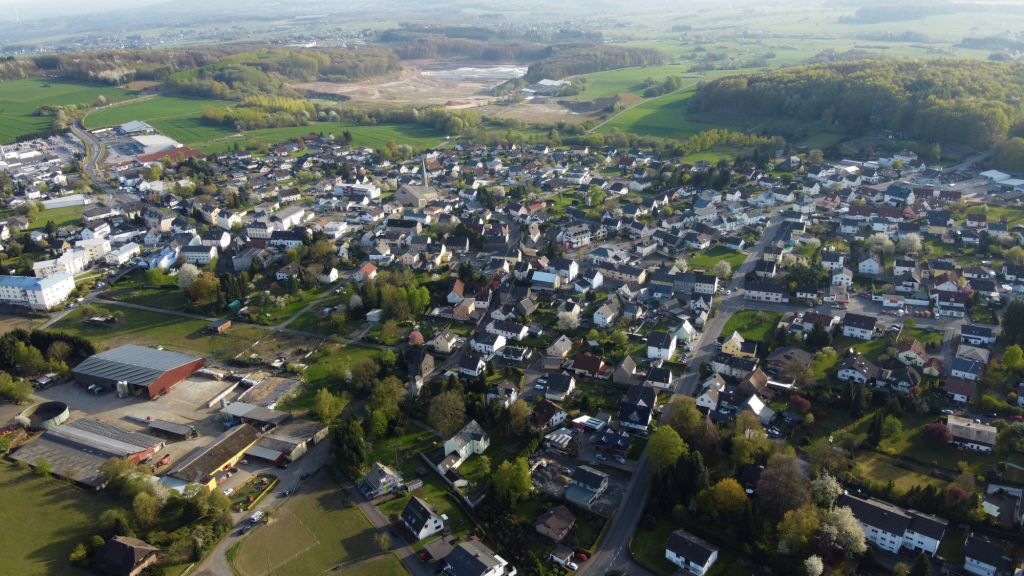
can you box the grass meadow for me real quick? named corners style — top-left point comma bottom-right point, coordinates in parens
top-left (0, 462), bottom-right (117, 575)
top-left (31, 205), bottom-right (86, 229)
top-left (0, 78), bottom-right (137, 143)
top-left (50, 305), bottom-right (267, 359)
top-left (235, 471), bottom-right (382, 576)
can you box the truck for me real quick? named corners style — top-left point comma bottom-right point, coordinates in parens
top-left (156, 454), bottom-right (171, 467)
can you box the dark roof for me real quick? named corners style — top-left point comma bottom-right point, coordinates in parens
top-left (570, 465), bottom-right (608, 488)
top-left (93, 536), bottom-right (159, 576)
top-left (746, 281), bottom-right (786, 294)
top-left (72, 345), bottom-right (202, 389)
top-left (172, 424), bottom-right (260, 483)
top-left (594, 429), bottom-right (633, 451)
top-left (842, 313), bottom-right (876, 330)
top-left (944, 377), bottom-right (976, 397)
top-left (626, 384), bottom-right (657, 406)
top-left (961, 325), bottom-right (994, 338)
top-left (840, 493), bottom-right (911, 535)
top-left (665, 530), bottom-right (719, 566)
top-left (646, 367), bottom-right (673, 385)
top-left (739, 464), bottom-right (762, 488)
top-left (647, 331), bottom-right (675, 350)
top-left (402, 495), bottom-right (440, 533)
top-left (66, 419), bottom-right (161, 451)
top-left (964, 536), bottom-right (1004, 566)
top-left (443, 541), bottom-right (502, 576)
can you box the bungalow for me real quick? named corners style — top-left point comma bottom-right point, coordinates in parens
top-left (947, 415), bottom-right (996, 452)
top-left (961, 325), bottom-right (997, 348)
top-left (950, 358), bottom-right (982, 381)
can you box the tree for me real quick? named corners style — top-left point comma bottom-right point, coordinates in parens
top-left (1004, 301), bottom-right (1024, 344)
top-left (899, 233), bottom-right (922, 253)
top-left (188, 272), bottom-right (220, 304)
top-left (756, 454), bottom-right (811, 520)
top-left (892, 563), bottom-right (911, 576)
top-left (818, 506), bottom-right (866, 558)
top-left (1003, 344), bottom-right (1023, 369)
top-left (69, 543), bottom-right (88, 566)
top-left (34, 456), bottom-right (51, 477)
top-left (910, 552), bottom-right (931, 576)
top-left (177, 263), bottom-right (201, 290)
top-left (806, 321), bottom-right (832, 349)
top-left (647, 426), bottom-right (686, 470)
top-left (557, 311), bottom-right (580, 330)
top-left (709, 478), bottom-right (748, 517)
top-left (866, 411), bottom-right (884, 446)
top-left (922, 423), bottom-right (953, 445)
top-left (808, 150), bottom-right (824, 165)
top-left (811, 472), bottom-right (843, 509)
top-left (882, 414), bottom-right (903, 438)
top-left (777, 505), bottom-right (821, 555)
top-left (314, 388), bottom-right (345, 423)
top-left (373, 532), bottom-right (391, 552)
top-left (669, 396), bottom-right (703, 438)
top-left (507, 400), bottom-right (530, 437)
top-left (351, 358), bottom-right (380, 389)
top-left (712, 261), bottom-right (731, 278)
top-left (805, 555), bottom-right (824, 576)
top-left (132, 492), bottom-right (160, 528)
top-left (429, 390), bottom-right (466, 436)
top-left (788, 395), bottom-right (811, 414)
top-left (408, 331), bottom-right (424, 346)
top-left (492, 457), bottom-right (531, 506)
top-left (46, 341), bottom-right (72, 363)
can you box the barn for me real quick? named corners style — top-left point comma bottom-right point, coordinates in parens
top-left (72, 345), bottom-right (204, 399)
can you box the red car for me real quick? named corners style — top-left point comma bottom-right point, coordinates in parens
top-left (419, 552), bottom-right (430, 561)
top-left (1012, 415), bottom-right (1022, 422)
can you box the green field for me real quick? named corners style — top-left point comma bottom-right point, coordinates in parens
top-left (564, 64), bottom-right (698, 100)
top-left (49, 305), bottom-right (266, 359)
top-left (235, 471), bottom-right (381, 576)
top-left (341, 554), bottom-right (411, 576)
top-left (83, 95), bottom-right (447, 152)
top-left (720, 310), bottom-right (783, 342)
top-left (278, 342), bottom-right (384, 412)
top-left (0, 78), bottom-right (138, 143)
top-left (0, 462), bottom-right (116, 575)
top-left (688, 246), bottom-right (747, 271)
top-left (31, 205), bottom-right (86, 229)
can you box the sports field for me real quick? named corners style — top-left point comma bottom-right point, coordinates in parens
top-left (0, 78), bottom-right (137, 143)
top-left (0, 462), bottom-right (117, 575)
top-left (235, 471), bottom-right (382, 576)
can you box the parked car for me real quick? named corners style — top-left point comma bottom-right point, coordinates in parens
top-left (534, 385), bottom-right (545, 391)
top-left (567, 562), bottom-right (579, 571)
top-left (615, 456), bottom-right (626, 464)
top-left (941, 409), bottom-right (954, 415)
top-left (595, 453), bottom-right (607, 461)
top-left (222, 488), bottom-right (234, 496)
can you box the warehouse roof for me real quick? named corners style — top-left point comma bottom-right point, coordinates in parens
top-left (72, 345), bottom-right (202, 388)
top-left (148, 419), bottom-right (192, 437)
top-left (171, 424), bottom-right (260, 483)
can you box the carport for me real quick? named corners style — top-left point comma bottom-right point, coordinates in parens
top-left (244, 445), bottom-right (284, 465)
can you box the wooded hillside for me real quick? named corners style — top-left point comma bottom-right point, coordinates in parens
top-left (522, 46), bottom-right (666, 83)
top-left (688, 59), bottom-right (1024, 149)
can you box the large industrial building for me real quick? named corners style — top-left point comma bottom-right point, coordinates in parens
top-left (220, 402), bottom-right (329, 463)
top-left (72, 345), bottom-right (204, 399)
top-left (9, 419), bottom-right (163, 489)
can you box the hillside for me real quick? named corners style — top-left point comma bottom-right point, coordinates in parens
top-left (688, 59), bottom-right (1024, 149)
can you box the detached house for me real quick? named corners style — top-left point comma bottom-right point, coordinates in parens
top-left (360, 462), bottom-right (403, 498)
top-left (896, 339), bottom-right (929, 367)
top-left (665, 530), bottom-right (720, 576)
top-left (647, 331), bottom-right (677, 360)
top-left (842, 313), bottom-right (876, 340)
top-left (402, 496), bottom-right (447, 541)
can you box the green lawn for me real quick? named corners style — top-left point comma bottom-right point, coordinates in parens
top-left (235, 471), bottom-right (381, 576)
top-left (689, 246), bottom-right (747, 271)
top-left (343, 554), bottom-right (411, 576)
top-left (0, 78), bottom-right (138, 143)
top-left (31, 205), bottom-right (86, 230)
top-left (563, 64), bottom-right (699, 100)
top-left (278, 343), bottom-right (385, 413)
top-left (0, 462), bottom-right (118, 575)
top-left (83, 94), bottom-right (235, 144)
top-left (719, 310), bottom-right (783, 342)
top-left (904, 328), bottom-right (943, 348)
top-left (831, 335), bottom-right (890, 363)
top-left (49, 305), bottom-right (266, 359)
top-left (855, 452), bottom-right (947, 491)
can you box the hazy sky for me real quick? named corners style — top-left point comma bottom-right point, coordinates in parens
top-left (0, 0), bottom-right (170, 21)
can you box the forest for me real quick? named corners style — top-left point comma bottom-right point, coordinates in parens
top-left (380, 25), bottom-right (601, 61)
top-left (689, 59), bottom-right (1024, 149)
top-left (522, 46), bottom-right (666, 83)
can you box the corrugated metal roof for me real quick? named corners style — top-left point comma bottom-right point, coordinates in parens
top-left (245, 446), bottom-right (283, 461)
top-left (72, 345), bottom-right (201, 388)
top-left (66, 419), bottom-right (161, 451)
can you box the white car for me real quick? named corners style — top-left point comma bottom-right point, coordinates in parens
top-left (250, 511), bottom-right (264, 523)
top-left (567, 562), bottom-right (579, 570)
top-left (222, 488), bottom-right (234, 496)
top-left (457, 339), bottom-right (465, 344)
top-left (725, 290), bottom-right (731, 295)
top-left (595, 453), bottom-right (607, 461)
top-left (615, 456), bottom-right (626, 464)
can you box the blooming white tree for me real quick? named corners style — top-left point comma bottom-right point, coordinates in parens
top-left (557, 311), bottom-right (580, 330)
top-left (868, 233), bottom-right (895, 255)
top-left (811, 472), bottom-right (843, 509)
top-left (805, 555), bottom-right (823, 576)
top-left (350, 294), bottom-right (363, 309)
top-left (898, 233), bottom-right (922, 253)
top-left (177, 263), bottom-right (201, 290)
top-left (804, 238), bottom-right (821, 249)
top-left (712, 261), bottom-right (732, 278)
top-left (674, 257), bottom-right (689, 272)
top-left (819, 506), bottom-right (866, 558)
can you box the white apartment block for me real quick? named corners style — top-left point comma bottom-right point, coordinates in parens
top-left (0, 273), bottom-right (75, 310)
top-left (34, 249), bottom-right (88, 277)
top-left (105, 242), bottom-right (141, 266)
top-left (76, 238), bottom-right (112, 261)
top-left (840, 493), bottom-right (947, 557)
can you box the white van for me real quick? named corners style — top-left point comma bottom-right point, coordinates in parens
top-left (250, 511), bottom-right (264, 523)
